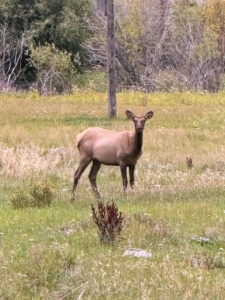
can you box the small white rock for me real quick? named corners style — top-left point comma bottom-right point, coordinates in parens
top-left (123, 248), bottom-right (152, 258)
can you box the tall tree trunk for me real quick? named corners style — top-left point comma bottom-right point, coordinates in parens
top-left (107, 0), bottom-right (117, 118)
top-left (98, 0), bottom-right (107, 16)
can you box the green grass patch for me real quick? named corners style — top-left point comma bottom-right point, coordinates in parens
top-left (1, 188), bottom-right (225, 299)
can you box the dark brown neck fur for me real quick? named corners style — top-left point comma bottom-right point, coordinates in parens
top-left (135, 131), bottom-right (143, 153)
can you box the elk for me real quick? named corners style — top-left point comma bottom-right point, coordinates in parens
top-left (72, 110), bottom-right (153, 200)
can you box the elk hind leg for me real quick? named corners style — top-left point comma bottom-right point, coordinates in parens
top-left (72, 158), bottom-right (91, 201)
top-left (88, 160), bottom-right (101, 198)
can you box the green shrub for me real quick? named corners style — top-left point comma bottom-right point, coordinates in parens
top-left (30, 180), bottom-right (56, 207)
top-left (10, 180), bottom-right (56, 209)
top-left (10, 189), bottom-right (33, 209)
top-left (28, 43), bottom-right (76, 95)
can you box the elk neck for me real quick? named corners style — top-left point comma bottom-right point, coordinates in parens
top-left (134, 130), bottom-right (143, 153)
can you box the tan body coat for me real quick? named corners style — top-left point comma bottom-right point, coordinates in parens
top-left (77, 127), bottom-right (141, 166)
top-left (72, 110), bottom-right (153, 199)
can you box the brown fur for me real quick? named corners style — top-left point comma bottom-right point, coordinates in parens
top-left (72, 110), bottom-right (153, 199)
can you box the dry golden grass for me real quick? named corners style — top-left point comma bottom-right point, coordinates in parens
top-left (1, 91), bottom-right (225, 196)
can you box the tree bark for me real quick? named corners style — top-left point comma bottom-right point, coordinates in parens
top-left (97, 0), bottom-right (107, 16)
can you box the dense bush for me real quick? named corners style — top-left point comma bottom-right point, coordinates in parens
top-left (0, 0), bottom-right (91, 91)
top-left (28, 43), bottom-right (76, 95)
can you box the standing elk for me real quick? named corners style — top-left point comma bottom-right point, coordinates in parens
top-left (72, 110), bottom-right (154, 200)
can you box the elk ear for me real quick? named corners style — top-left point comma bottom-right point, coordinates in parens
top-left (126, 110), bottom-right (134, 119)
top-left (146, 111), bottom-right (153, 120)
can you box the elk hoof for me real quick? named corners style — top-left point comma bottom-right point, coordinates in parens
top-left (70, 195), bottom-right (75, 202)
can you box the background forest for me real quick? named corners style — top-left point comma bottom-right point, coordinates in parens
top-left (0, 0), bottom-right (225, 95)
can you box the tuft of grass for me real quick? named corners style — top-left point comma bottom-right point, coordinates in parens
top-left (190, 252), bottom-right (214, 269)
top-left (10, 188), bottom-right (33, 209)
top-left (10, 180), bottom-right (56, 209)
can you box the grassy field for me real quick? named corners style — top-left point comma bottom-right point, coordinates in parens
top-left (1, 90), bottom-right (225, 299)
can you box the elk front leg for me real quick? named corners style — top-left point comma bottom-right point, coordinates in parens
top-left (120, 165), bottom-right (128, 193)
top-left (88, 160), bottom-right (101, 198)
top-left (129, 165), bottom-right (135, 188)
